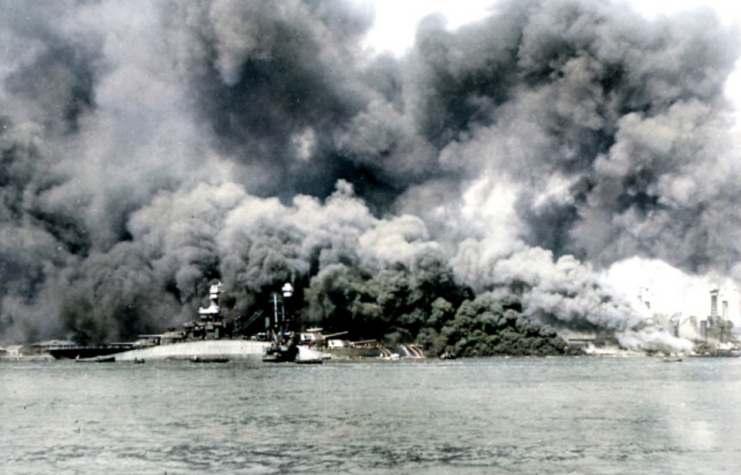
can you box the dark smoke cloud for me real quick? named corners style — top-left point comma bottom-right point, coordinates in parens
top-left (0, 0), bottom-right (737, 351)
top-left (398, 0), bottom-right (740, 267)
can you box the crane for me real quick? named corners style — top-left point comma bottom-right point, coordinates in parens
top-left (669, 313), bottom-right (695, 337)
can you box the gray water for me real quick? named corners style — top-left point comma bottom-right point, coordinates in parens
top-left (2, 357), bottom-right (740, 474)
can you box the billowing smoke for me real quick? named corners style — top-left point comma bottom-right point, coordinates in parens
top-left (1, 0), bottom-right (738, 352)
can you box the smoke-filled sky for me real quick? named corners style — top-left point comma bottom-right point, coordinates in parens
top-left (368, 0), bottom-right (741, 325)
top-left (369, 1), bottom-right (741, 55)
top-left (2, 0), bottom-right (740, 347)
top-left (371, 1), bottom-right (741, 125)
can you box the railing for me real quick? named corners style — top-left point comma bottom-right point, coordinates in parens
top-left (37, 343), bottom-right (134, 350)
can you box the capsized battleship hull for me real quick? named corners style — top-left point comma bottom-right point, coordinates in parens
top-left (113, 340), bottom-right (270, 361)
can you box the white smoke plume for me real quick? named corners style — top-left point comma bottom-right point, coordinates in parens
top-left (1, 0), bottom-right (739, 351)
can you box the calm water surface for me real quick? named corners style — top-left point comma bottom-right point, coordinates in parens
top-left (2, 356), bottom-right (740, 474)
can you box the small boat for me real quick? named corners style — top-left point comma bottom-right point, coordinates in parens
top-left (133, 358), bottom-right (146, 364)
top-left (661, 356), bottom-right (682, 363)
top-left (190, 355), bottom-right (229, 363)
top-left (295, 358), bottom-right (323, 365)
top-left (75, 355), bottom-right (116, 363)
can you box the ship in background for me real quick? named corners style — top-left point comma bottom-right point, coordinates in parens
top-left (685, 287), bottom-right (740, 357)
top-left (641, 286), bottom-right (741, 357)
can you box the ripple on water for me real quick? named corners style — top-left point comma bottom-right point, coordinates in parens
top-left (2, 357), bottom-right (741, 475)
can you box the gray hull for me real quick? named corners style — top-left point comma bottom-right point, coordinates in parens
top-left (114, 340), bottom-right (270, 361)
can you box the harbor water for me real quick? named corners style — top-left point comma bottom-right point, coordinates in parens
top-left (2, 356), bottom-right (740, 474)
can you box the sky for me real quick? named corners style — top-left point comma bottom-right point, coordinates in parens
top-left (365, 0), bottom-right (741, 326)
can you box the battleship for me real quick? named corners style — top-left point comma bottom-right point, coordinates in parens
top-left (68, 281), bottom-right (325, 363)
top-left (55, 282), bottom-right (269, 361)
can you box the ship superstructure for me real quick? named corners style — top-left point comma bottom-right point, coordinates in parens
top-left (186, 282), bottom-right (226, 340)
